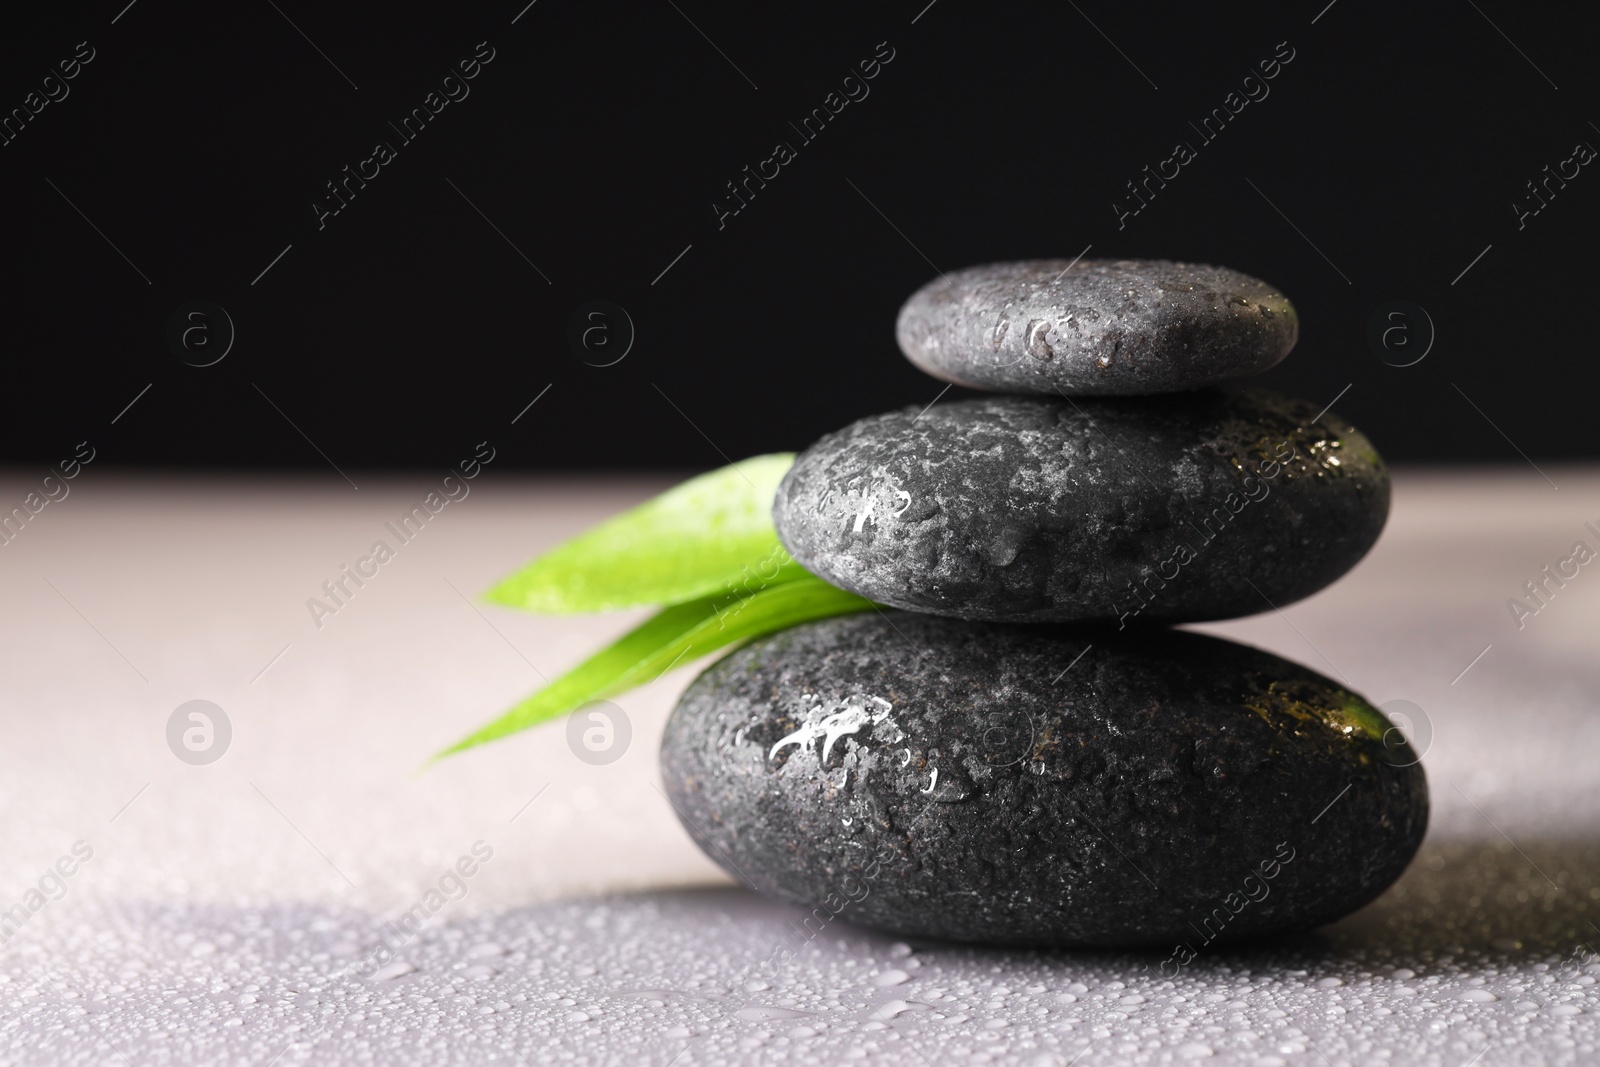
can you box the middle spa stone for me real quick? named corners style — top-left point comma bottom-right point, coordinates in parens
top-left (773, 390), bottom-right (1388, 625)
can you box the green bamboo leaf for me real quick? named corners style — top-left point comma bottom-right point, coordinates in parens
top-left (485, 453), bottom-right (801, 613)
top-left (434, 575), bottom-right (877, 760)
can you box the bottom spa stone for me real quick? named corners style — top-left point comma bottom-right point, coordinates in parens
top-left (660, 613), bottom-right (1427, 948)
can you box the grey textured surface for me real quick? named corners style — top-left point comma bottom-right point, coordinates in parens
top-left (774, 391), bottom-right (1389, 624)
top-left (2, 469), bottom-right (1598, 1066)
top-left (661, 617), bottom-right (1427, 947)
top-left (895, 259), bottom-right (1298, 395)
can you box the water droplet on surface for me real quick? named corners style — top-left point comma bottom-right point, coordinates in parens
top-left (735, 1006), bottom-right (813, 1022)
top-left (871, 1000), bottom-right (932, 1020)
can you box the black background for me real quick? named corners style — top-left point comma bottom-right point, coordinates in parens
top-left (3, 0), bottom-right (1595, 471)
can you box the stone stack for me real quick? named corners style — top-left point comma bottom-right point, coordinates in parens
top-left (661, 260), bottom-right (1427, 948)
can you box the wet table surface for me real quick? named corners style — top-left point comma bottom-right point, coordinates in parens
top-left (0, 467), bottom-right (1596, 1066)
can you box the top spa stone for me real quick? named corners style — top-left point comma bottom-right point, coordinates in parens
top-left (895, 259), bottom-right (1298, 395)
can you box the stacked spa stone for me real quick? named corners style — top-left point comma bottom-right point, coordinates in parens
top-left (662, 260), bottom-right (1427, 948)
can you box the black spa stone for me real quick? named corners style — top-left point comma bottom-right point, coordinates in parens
top-left (896, 259), bottom-right (1298, 395)
top-left (773, 390), bottom-right (1388, 625)
top-left (660, 614), bottom-right (1428, 948)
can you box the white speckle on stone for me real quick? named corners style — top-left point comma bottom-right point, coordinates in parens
top-left (769, 697), bottom-right (900, 765)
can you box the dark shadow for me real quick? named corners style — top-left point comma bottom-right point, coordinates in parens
top-left (71, 836), bottom-right (1600, 981)
top-left (798, 835), bottom-right (1600, 975)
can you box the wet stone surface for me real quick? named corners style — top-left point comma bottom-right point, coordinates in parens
top-left (896, 258), bottom-right (1298, 396)
top-left (661, 614), bottom-right (1428, 948)
top-left (773, 390), bottom-right (1389, 624)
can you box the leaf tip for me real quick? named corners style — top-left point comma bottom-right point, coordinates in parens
top-left (480, 581), bottom-right (522, 609)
